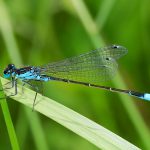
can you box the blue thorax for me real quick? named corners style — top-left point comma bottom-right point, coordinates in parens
top-left (3, 64), bottom-right (50, 81)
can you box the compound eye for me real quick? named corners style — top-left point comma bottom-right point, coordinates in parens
top-left (8, 64), bottom-right (15, 69)
top-left (3, 69), bottom-right (11, 78)
top-left (4, 70), bottom-right (7, 74)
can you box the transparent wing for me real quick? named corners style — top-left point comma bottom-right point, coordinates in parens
top-left (39, 45), bottom-right (127, 84)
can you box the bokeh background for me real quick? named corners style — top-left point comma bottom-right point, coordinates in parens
top-left (0, 0), bottom-right (150, 149)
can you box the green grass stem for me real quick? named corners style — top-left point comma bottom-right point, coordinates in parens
top-left (1, 77), bottom-right (141, 150)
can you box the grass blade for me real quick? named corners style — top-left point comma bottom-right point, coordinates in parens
top-left (0, 81), bottom-right (20, 150)
top-left (96, 0), bottom-right (116, 31)
top-left (69, 0), bottom-right (150, 149)
top-left (1, 77), bottom-right (140, 150)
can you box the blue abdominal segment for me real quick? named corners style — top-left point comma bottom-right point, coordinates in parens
top-left (129, 91), bottom-right (150, 101)
top-left (39, 76), bottom-right (50, 81)
top-left (143, 93), bottom-right (150, 101)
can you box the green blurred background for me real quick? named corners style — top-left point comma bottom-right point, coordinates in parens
top-left (0, 0), bottom-right (150, 149)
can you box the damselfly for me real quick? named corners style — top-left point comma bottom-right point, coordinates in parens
top-left (3, 45), bottom-right (150, 109)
